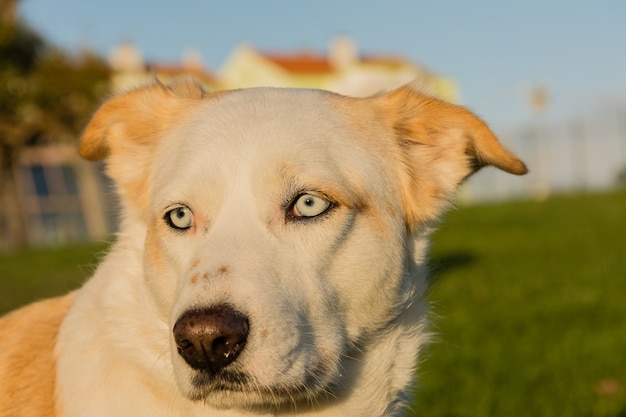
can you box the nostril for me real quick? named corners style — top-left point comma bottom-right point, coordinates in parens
top-left (176, 338), bottom-right (194, 357)
top-left (173, 305), bottom-right (249, 374)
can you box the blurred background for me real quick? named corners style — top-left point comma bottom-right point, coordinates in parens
top-left (0, 1), bottom-right (625, 416)
top-left (0, 0), bottom-right (624, 249)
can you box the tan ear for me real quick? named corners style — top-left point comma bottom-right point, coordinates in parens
top-left (79, 79), bottom-right (206, 216)
top-left (376, 86), bottom-right (527, 229)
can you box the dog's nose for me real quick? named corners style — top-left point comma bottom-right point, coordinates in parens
top-left (173, 305), bottom-right (249, 373)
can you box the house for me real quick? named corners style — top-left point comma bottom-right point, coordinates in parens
top-left (107, 37), bottom-right (457, 100)
top-left (220, 37), bottom-right (458, 101)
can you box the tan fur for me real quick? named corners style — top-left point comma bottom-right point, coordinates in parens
top-left (330, 87), bottom-right (527, 229)
top-left (373, 88), bottom-right (527, 229)
top-left (0, 293), bottom-right (74, 417)
top-left (78, 81), bottom-right (213, 216)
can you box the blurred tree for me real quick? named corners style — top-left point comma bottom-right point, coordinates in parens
top-left (0, 1), bottom-right (110, 247)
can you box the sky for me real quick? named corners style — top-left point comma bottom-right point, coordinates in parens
top-left (18, 0), bottom-right (626, 133)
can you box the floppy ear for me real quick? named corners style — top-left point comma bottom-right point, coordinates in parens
top-left (79, 79), bottom-right (207, 217)
top-left (376, 86), bottom-right (527, 229)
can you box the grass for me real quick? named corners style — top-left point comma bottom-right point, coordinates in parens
top-left (412, 189), bottom-right (626, 417)
top-left (0, 241), bottom-right (110, 313)
top-left (1, 190), bottom-right (625, 416)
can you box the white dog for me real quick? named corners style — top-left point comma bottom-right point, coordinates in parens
top-left (0, 80), bottom-right (526, 416)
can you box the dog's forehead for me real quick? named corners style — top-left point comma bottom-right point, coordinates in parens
top-left (150, 87), bottom-right (395, 210)
top-left (199, 87), bottom-right (351, 132)
top-left (160, 87), bottom-right (384, 168)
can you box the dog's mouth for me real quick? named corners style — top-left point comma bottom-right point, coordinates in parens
top-left (173, 305), bottom-right (344, 408)
top-left (186, 362), bottom-right (336, 409)
top-left (189, 369), bottom-right (248, 399)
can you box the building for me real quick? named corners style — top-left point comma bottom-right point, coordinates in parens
top-left (220, 37), bottom-right (458, 101)
top-left (4, 144), bottom-right (114, 249)
top-left (108, 37), bottom-right (457, 101)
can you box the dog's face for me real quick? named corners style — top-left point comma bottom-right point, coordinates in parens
top-left (79, 80), bottom-right (526, 410)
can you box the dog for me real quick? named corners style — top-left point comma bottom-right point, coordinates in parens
top-left (0, 79), bottom-right (526, 416)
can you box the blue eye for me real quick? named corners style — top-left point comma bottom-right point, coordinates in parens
top-left (291, 194), bottom-right (331, 218)
top-left (165, 206), bottom-right (193, 230)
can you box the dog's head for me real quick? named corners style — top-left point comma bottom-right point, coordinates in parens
top-left (79, 79), bottom-right (526, 410)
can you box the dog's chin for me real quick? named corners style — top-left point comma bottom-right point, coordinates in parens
top-left (182, 365), bottom-right (337, 411)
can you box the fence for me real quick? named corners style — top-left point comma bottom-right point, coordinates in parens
top-left (462, 107), bottom-right (626, 203)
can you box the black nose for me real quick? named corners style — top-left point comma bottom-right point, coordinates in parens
top-left (173, 305), bottom-right (249, 373)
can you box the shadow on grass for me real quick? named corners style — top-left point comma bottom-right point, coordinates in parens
top-left (428, 251), bottom-right (477, 284)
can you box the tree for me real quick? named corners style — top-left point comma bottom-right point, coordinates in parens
top-left (0, 7), bottom-right (109, 248)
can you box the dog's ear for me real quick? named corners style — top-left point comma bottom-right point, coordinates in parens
top-left (79, 79), bottom-right (206, 216)
top-left (376, 86), bottom-right (527, 229)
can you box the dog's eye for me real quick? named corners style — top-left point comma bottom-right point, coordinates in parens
top-left (291, 194), bottom-right (331, 218)
top-left (165, 206), bottom-right (193, 230)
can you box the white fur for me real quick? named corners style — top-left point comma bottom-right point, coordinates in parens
top-left (50, 85), bottom-right (525, 416)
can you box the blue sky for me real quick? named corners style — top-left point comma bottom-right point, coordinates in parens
top-left (19, 0), bottom-right (626, 132)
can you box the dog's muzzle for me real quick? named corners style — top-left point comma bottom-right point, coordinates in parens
top-left (173, 305), bottom-right (249, 374)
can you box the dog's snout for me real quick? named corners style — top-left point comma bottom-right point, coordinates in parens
top-left (173, 305), bottom-right (249, 373)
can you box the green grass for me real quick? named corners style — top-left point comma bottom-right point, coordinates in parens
top-left (1, 190), bottom-right (625, 416)
top-left (0, 241), bottom-right (110, 313)
top-left (412, 189), bottom-right (626, 417)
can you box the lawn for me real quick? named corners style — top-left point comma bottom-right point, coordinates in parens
top-left (1, 190), bottom-right (625, 416)
top-left (412, 189), bottom-right (626, 417)
top-left (0, 240), bottom-right (109, 313)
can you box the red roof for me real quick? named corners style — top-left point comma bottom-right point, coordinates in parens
top-left (262, 52), bottom-right (333, 74)
top-left (262, 52), bottom-right (417, 74)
